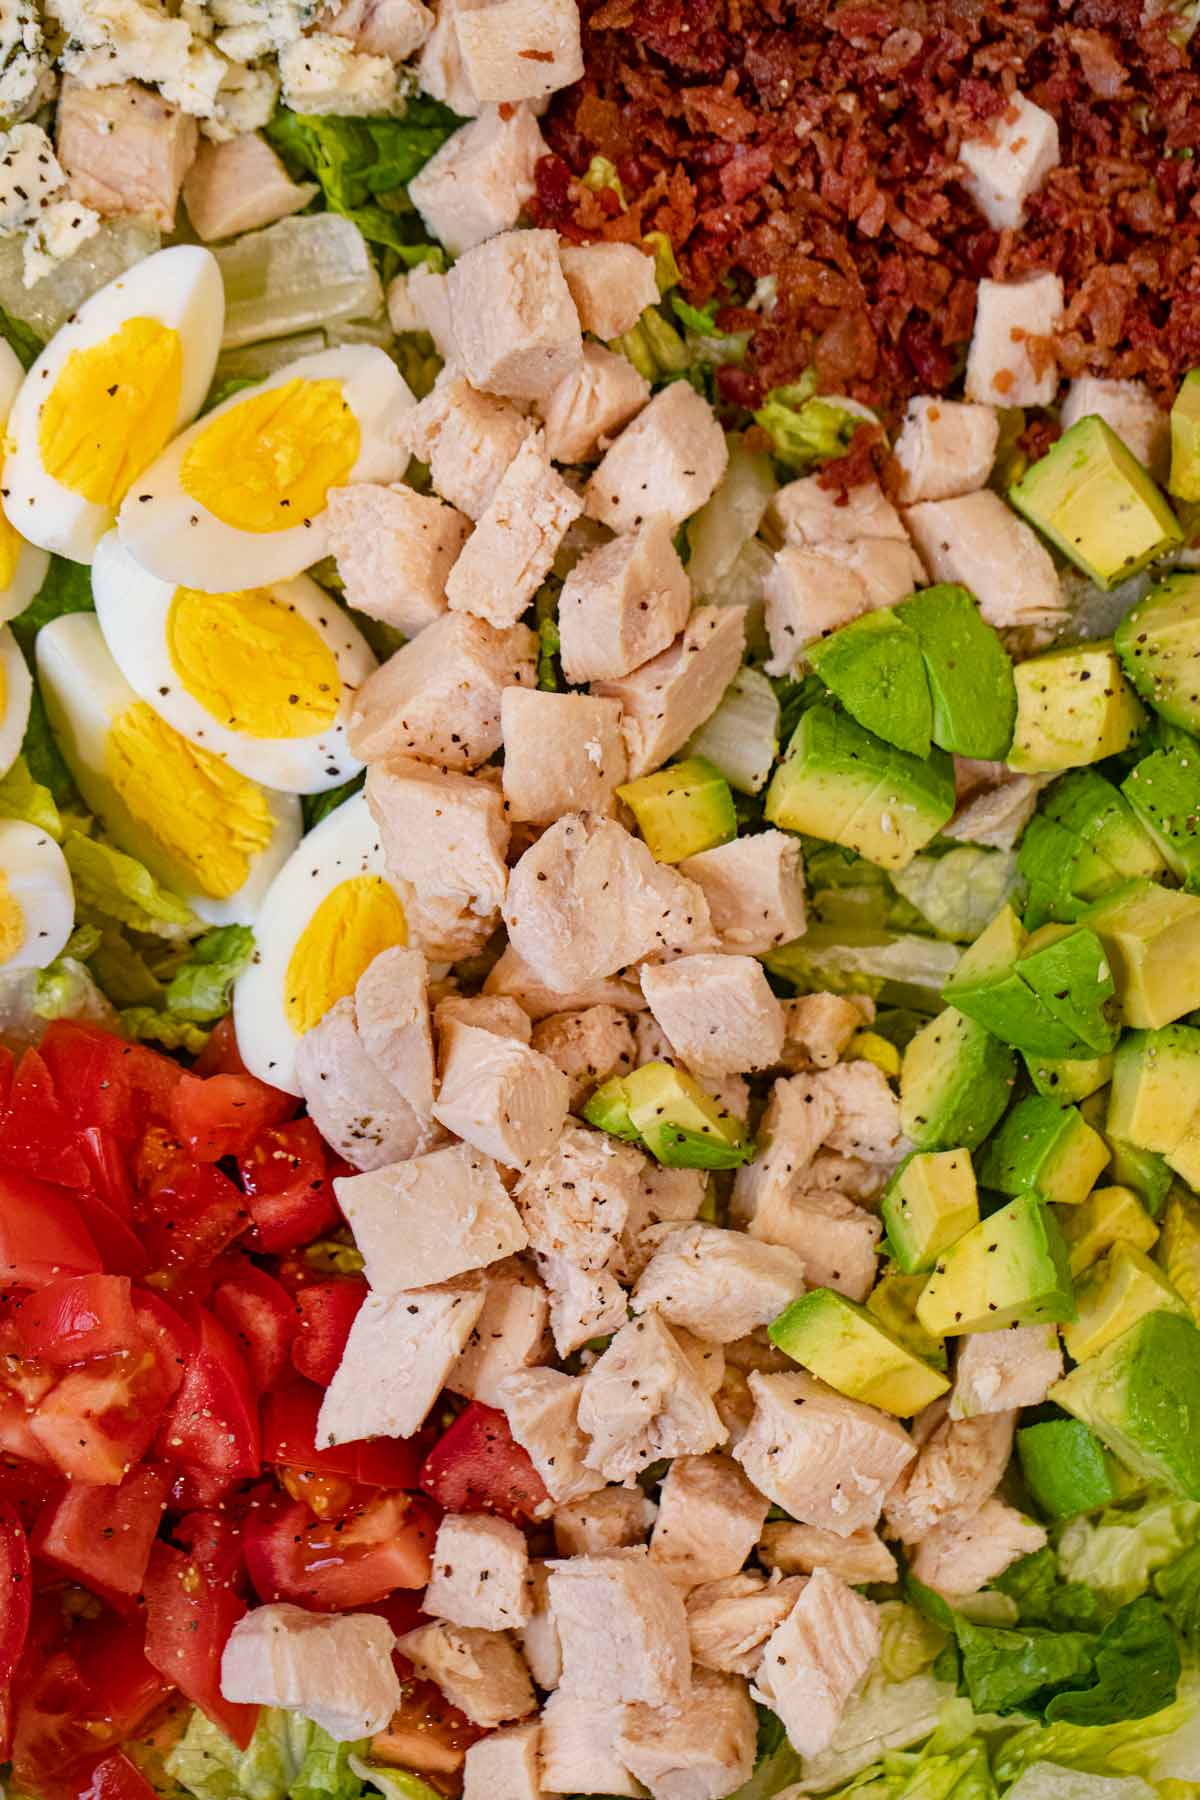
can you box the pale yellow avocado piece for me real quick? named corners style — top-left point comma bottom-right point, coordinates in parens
top-left (867, 1272), bottom-right (948, 1370)
top-left (1108, 1027), bottom-right (1200, 1154)
top-left (1159, 1186), bottom-right (1200, 1325)
top-left (1083, 881), bottom-right (1200, 1029)
top-left (1062, 1241), bottom-right (1187, 1361)
top-left (1169, 1118), bottom-right (1200, 1191)
top-left (1009, 643), bottom-right (1145, 775)
top-left (1056, 1185), bottom-right (1159, 1277)
top-left (769, 1288), bottom-right (949, 1416)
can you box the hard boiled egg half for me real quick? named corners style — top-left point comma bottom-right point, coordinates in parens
top-left (37, 613), bottom-right (300, 926)
top-left (0, 820), bottom-right (73, 972)
top-left (5, 247), bottom-right (224, 564)
top-left (92, 532), bottom-right (377, 795)
top-left (0, 340), bottom-right (48, 620)
top-left (0, 625), bottom-right (32, 779)
top-left (116, 345), bottom-right (413, 591)
top-left (234, 790), bottom-right (409, 1094)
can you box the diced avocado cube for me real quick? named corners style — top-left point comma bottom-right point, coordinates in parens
top-left (1050, 1309), bottom-right (1200, 1498)
top-left (617, 757), bottom-right (736, 864)
top-left (1081, 1087), bottom-right (1173, 1218)
top-left (1057, 1184), bottom-right (1159, 1277)
top-left (1018, 924), bottom-right (1121, 1058)
top-left (899, 1006), bottom-right (1015, 1152)
top-left (882, 1149), bottom-right (980, 1275)
top-left (1025, 1052), bottom-right (1114, 1105)
top-left (1121, 748), bottom-right (1200, 891)
top-left (1018, 816), bottom-right (1093, 929)
top-left (583, 1074), bottom-right (641, 1140)
top-left (866, 1272), bottom-right (947, 1370)
top-left (769, 1288), bottom-right (949, 1416)
top-left (1008, 641), bottom-right (1146, 775)
top-left (1167, 1117), bottom-right (1200, 1192)
top-left (1115, 573), bottom-right (1200, 736)
top-left (1170, 369), bottom-right (1200, 503)
top-left (978, 1095), bottom-right (1110, 1207)
top-left (845, 1030), bottom-right (902, 1079)
top-left (1009, 414), bottom-right (1183, 590)
top-left (623, 1061), bottom-right (753, 1170)
top-left (1158, 1186), bottom-right (1200, 1325)
top-left (916, 1195), bottom-right (1076, 1336)
top-left (765, 703), bottom-right (955, 872)
top-left (895, 583), bottom-right (1017, 761)
top-left (807, 610), bottom-right (933, 758)
top-left (946, 908), bottom-right (1119, 1060)
top-left (1082, 880), bottom-right (1200, 1028)
top-left (1108, 1025), bottom-right (1200, 1153)
top-left (1063, 1241), bottom-right (1188, 1361)
top-left (1017, 1418), bottom-right (1122, 1520)
top-left (1046, 770), bottom-right (1166, 887)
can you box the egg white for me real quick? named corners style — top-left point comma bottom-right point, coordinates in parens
top-left (91, 532), bottom-right (377, 795)
top-left (116, 345), bottom-right (414, 592)
top-left (5, 246), bottom-right (225, 565)
top-left (0, 626), bottom-right (32, 781)
top-left (36, 612), bottom-right (301, 926)
top-left (0, 340), bottom-right (49, 623)
top-left (0, 818), bottom-right (74, 971)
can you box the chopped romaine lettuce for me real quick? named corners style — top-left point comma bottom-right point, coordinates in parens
top-left (643, 229), bottom-right (680, 293)
top-left (0, 753), bottom-right (60, 838)
top-left (755, 378), bottom-right (879, 472)
top-left (64, 833), bottom-right (199, 940)
top-left (766, 927), bottom-right (959, 1010)
top-left (994, 1700), bottom-right (1195, 1784)
top-left (1057, 1494), bottom-right (1200, 1605)
top-left (34, 952), bottom-right (115, 1026)
top-left (686, 442), bottom-right (778, 601)
top-left (891, 848), bottom-right (1020, 944)
top-left (9, 553), bottom-right (94, 659)
top-left (167, 1707), bottom-right (367, 1800)
top-left (165, 925), bottom-right (255, 1024)
top-left (347, 1762), bottom-right (441, 1800)
top-left (685, 667), bottom-right (779, 794)
top-left (0, 302), bottom-right (42, 370)
top-left (1154, 1543), bottom-right (1200, 1646)
top-left (119, 1008), bottom-right (210, 1054)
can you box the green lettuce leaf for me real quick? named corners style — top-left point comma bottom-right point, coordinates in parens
top-left (119, 1008), bottom-right (210, 1054)
top-left (1057, 1493), bottom-right (1200, 1604)
top-left (0, 304), bottom-right (42, 371)
top-left (87, 927), bottom-right (167, 1009)
top-left (993, 1700), bottom-right (1195, 1784)
top-left (348, 1767), bottom-right (439, 1800)
top-left (0, 754), bottom-right (61, 838)
top-left (167, 1707), bottom-right (366, 1800)
top-left (64, 832), bottom-right (199, 939)
top-left (9, 554), bottom-right (94, 658)
top-left (164, 925), bottom-right (255, 1023)
top-left (754, 379), bottom-right (877, 472)
top-left (722, 1706), bottom-right (803, 1800)
top-left (19, 685), bottom-right (79, 810)
top-left (302, 774), bottom-right (366, 834)
top-left (1041, 1596), bottom-right (1180, 1727)
top-left (952, 1614), bottom-right (1096, 1717)
top-left (672, 294), bottom-right (720, 334)
top-left (303, 1235), bottom-right (365, 1277)
top-left (994, 1548), bottom-right (1115, 1633)
top-left (891, 848), bottom-right (1019, 944)
top-left (35, 954), bottom-right (115, 1026)
top-left (537, 613), bottom-right (561, 692)
top-left (1154, 1543), bottom-right (1200, 1646)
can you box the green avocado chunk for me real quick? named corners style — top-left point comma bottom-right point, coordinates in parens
top-left (866, 1272), bottom-right (948, 1369)
top-left (768, 1287), bottom-right (949, 1416)
top-left (1108, 1025), bottom-right (1200, 1154)
top-left (1121, 746), bottom-right (1200, 891)
top-left (1008, 641), bottom-right (1146, 774)
top-left (1170, 369), bottom-right (1200, 504)
top-left (882, 1148), bottom-right (980, 1275)
top-left (585, 1061), bottom-right (753, 1168)
top-left (978, 1095), bottom-right (1111, 1208)
top-left (1115, 573), bottom-right (1200, 736)
top-left (1057, 1183), bottom-right (1160, 1277)
top-left (1158, 1186), bottom-right (1200, 1325)
top-left (916, 1194), bottom-right (1076, 1336)
top-left (944, 906), bottom-right (1120, 1060)
top-left (1017, 1418), bottom-right (1123, 1519)
top-left (1081, 880), bottom-right (1200, 1029)
top-left (1063, 1241), bottom-right (1187, 1361)
top-left (1019, 772), bottom-right (1166, 928)
top-left (1050, 1309), bottom-right (1200, 1499)
top-left (899, 1006), bottom-right (1015, 1152)
top-left (617, 757), bottom-right (736, 864)
top-left (1025, 1052), bottom-right (1114, 1105)
top-left (1009, 414), bottom-right (1183, 590)
top-left (895, 583), bottom-right (1017, 761)
top-left (806, 610), bottom-right (933, 757)
top-left (1080, 1088), bottom-right (1173, 1219)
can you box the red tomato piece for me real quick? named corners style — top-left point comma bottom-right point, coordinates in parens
top-left (166, 1464), bottom-right (239, 1511)
top-left (0, 1456), bottom-right (61, 1532)
top-left (77, 1129), bottom-right (135, 1219)
top-left (142, 1511), bottom-right (256, 1747)
top-left (263, 1378), bottom-right (424, 1491)
top-left (139, 1158), bottom-right (249, 1274)
top-left (170, 1073), bottom-right (295, 1165)
top-left (69, 1194), bottom-right (150, 1281)
top-left (212, 1264), bottom-right (297, 1392)
top-left (0, 1392), bottom-right (54, 1469)
top-left (29, 1356), bottom-right (168, 1485)
top-left (32, 1465), bottom-right (168, 1598)
top-left (77, 1750), bottom-right (160, 1800)
top-left (157, 1310), bottom-right (260, 1479)
top-left (0, 1501), bottom-right (31, 1685)
top-left (131, 1291), bottom-right (194, 1399)
top-left (40, 1024), bottom-right (182, 1144)
top-left (419, 1401), bottom-right (549, 1523)
top-left (290, 1280), bottom-right (365, 1387)
top-left (0, 1172), bottom-right (101, 1288)
top-left (239, 1119), bottom-right (340, 1253)
top-left (191, 1015), bottom-right (249, 1079)
top-left (0, 1050), bottom-right (91, 1188)
top-left (244, 1491), bottom-right (435, 1610)
top-left (19, 1276), bottom-right (141, 1367)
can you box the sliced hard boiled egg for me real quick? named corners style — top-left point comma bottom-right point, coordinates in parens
top-left (0, 339), bottom-right (49, 622)
top-left (0, 625), bottom-right (32, 781)
top-left (116, 345), bottom-right (413, 591)
top-left (234, 790), bottom-right (409, 1095)
top-left (36, 612), bottom-right (300, 926)
top-left (91, 531), bottom-right (377, 796)
top-left (5, 246), bottom-right (224, 564)
top-left (0, 819), bottom-right (74, 972)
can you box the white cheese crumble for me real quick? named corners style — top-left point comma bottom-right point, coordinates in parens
top-left (0, 122), bottom-right (100, 286)
top-left (0, 0), bottom-right (53, 124)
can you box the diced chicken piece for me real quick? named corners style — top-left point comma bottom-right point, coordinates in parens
top-left (366, 757), bottom-right (509, 944)
top-left (539, 341), bottom-right (651, 465)
top-left (500, 1366), bottom-right (603, 1504)
top-left (910, 1497), bottom-right (1047, 1596)
top-left (522, 1559), bottom-right (562, 1689)
top-left (586, 383), bottom-right (728, 533)
top-left (549, 1548), bottom-right (691, 1707)
top-left (640, 954), bottom-right (785, 1080)
top-left (486, 943), bottom-right (648, 1020)
top-left (558, 244), bottom-right (660, 340)
top-left (713, 1366), bottom-right (756, 1448)
top-left (448, 1257), bottom-right (549, 1406)
top-left (436, 994), bottom-right (532, 1050)
top-left (319, 1284), bottom-right (485, 1445)
top-left (579, 1314), bottom-right (726, 1483)
top-left (541, 1690), bottom-right (640, 1797)
top-left (959, 93), bottom-right (1060, 229)
top-left (401, 263), bottom-right (457, 359)
top-left (965, 273), bottom-right (1064, 408)
top-left (57, 77), bottom-right (197, 230)
top-left (761, 1187), bottom-right (882, 1301)
top-left (779, 995), bottom-right (867, 1071)
top-left (904, 489), bottom-right (1064, 633)
top-left (945, 759), bottom-right (1051, 850)
top-left (501, 689), bottom-right (627, 825)
top-left (595, 605), bottom-right (746, 778)
top-left (678, 834), bottom-right (806, 958)
top-left (405, 373), bottom-right (536, 520)
top-left (891, 397), bottom-right (1001, 505)
top-left (456, 0), bottom-right (583, 101)
top-left (559, 514), bottom-right (691, 685)
top-left (328, 483), bottom-right (470, 638)
top-left (1061, 376), bottom-right (1170, 480)
top-left (425, 1513), bottom-right (531, 1631)
top-left (617, 1666), bottom-right (757, 1800)
top-left (504, 813), bottom-right (713, 994)
top-left (335, 1143), bottom-right (526, 1290)
top-left (731, 1073), bottom-right (834, 1228)
top-left (621, 1164), bottom-right (708, 1280)
top-left (734, 1371), bottom-right (915, 1536)
top-left (516, 1123), bottom-right (643, 1270)
top-left (296, 998), bottom-right (440, 1172)
top-left (350, 613), bottom-right (535, 771)
top-left (447, 229), bottom-right (582, 403)
top-left (686, 1573), bottom-right (808, 1678)
top-left (183, 132), bottom-right (316, 240)
top-left (538, 1252), bottom-right (628, 1357)
top-left (554, 1487), bottom-right (657, 1557)
top-left (433, 1024), bottom-right (570, 1169)
top-left (759, 1521), bottom-right (898, 1585)
top-left (446, 434), bottom-right (582, 629)
top-left (823, 537), bottom-right (926, 608)
top-left (649, 1453), bottom-right (768, 1590)
top-left (815, 1061), bottom-right (904, 1167)
top-left (753, 1569), bottom-right (881, 1759)
top-left (763, 546), bottom-right (872, 679)
top-left (884, 1407), bottom-right (1016, 1543)
top-left (951, 1325), bottom-right (1064, 1419)
top-left (676, 1328), bottom-right (726, 1400)
top-left (220, 1605), bottom-right (399, 1742)
top-left (767, 477), bottom-right (908, 548)
top-left (354, 947), bottom-right (436, 1118)
top-left (324, 0), bottom-right (434, 57)
top-left (408, 104), bottom-right (544, 259)
top-left (398, 1622), bottom-right (536, 1728)
top-left (530, 1005), bottom-right (636, 1111)
top-left (633, 1224), bottom-right (806, 1345)
top-left (462, 1720), bottom-right (543, 1800)
top-left (417, 0), bottom-right (482, 116)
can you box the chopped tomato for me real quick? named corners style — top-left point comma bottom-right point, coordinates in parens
top-left (244, 1490), bottom-right (436, 1610)
top-left (170, 1073), bottom-right (295, 1164)
top-left (76, 1750), bottom-right (160, 1800)
top-left (212, 1264), bottom-right (297, 1392)
top-left (191, 1015), bottom-right (250, 1080)
top-left (290, 1279), bottom-right (365, 1387)
top-left (69, 1193), bottom-right (150, 1281)
top-left (0, 1172), bottom-right (101, 1287)
top-left (72, 1611), bottom-right (174, 1748)
top-left (19, 1276), bottom-right (141, 1366)
top-left (139, 1158), bottom-right (248, 1274)
top-left (143, 1511), bottom-right (256, 1747)
top-left (77, 1128), bottom-right (135, 1219)
top-left (0, 1456), bottom-right (61, 1531)
top-left (30, 1352), bottom-right (170, 1485)
top-left (0, 1391), bottom-right (54, 1469)
top-left (263, 1378), bottom-right (424, 1492)
top-left (239, 1119), bottom-right (340, 1252)
top-left (419, 1401), bottom-right (549, 1523)
top-left (131, 1291), bottom-right (194, 1400)
top-left (157, 1309), bottom-right (260, 1479)
top-left (32, 1465), bottom-right (168, 1599)
top-left (0, 1501), bottom-right (31, 1685)
top-left (40, 1024), bottom-right (182, 1144)
top-left (0, 1050), bottom-right (91, 1188)
top-left (372, 1663), bottom-right (485, 1784)
top-left (166, 1463), bottom-right (238, 1511)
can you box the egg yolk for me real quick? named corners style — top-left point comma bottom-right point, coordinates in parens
top-left (106, 702), bottom-right (275, 900)
top-left (0, 871), bottom-right (23, 964)
top-left (38, 318), bottom-right (183, 509)
top-left (168, 587), bottom-right (342, 739)
top-left (284, 875), bottom-right (407, 1036)
top-left (179, 379), bottom-right (361, 534)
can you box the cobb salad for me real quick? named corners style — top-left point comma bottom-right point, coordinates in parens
top-left (0, 6), bottom-right (1199, 1800)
